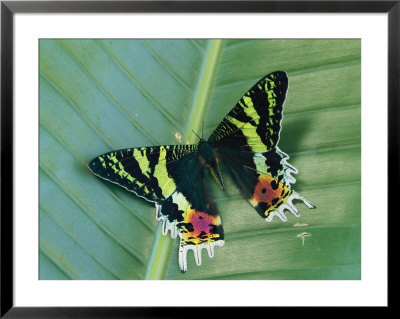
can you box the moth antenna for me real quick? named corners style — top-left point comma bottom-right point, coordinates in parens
top-left (191, 130), bottom-right (201, 140)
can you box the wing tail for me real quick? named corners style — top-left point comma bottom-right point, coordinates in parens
top-left (156, 189), bottom-right (224, 273)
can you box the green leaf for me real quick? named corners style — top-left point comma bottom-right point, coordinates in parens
top-left (39, 39), bottom-right (360, 280)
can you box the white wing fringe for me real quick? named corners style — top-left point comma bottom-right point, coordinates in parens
top-left (265, 191), bottom-right (316, 222)
top-left (178, 236), bottom-right (224, 273)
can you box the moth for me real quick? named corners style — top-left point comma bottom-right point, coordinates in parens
top-left (88, 71), bottom-right (315, 273)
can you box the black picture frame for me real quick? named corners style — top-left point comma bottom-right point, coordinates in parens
top-left (1, 0), bottom-right (395, 317)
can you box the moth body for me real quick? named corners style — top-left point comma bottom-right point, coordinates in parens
top-left (198, 138), bottom-right (224, 190)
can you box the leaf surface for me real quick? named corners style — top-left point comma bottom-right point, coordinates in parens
top-left (39, 39), bottom-right (360, 280)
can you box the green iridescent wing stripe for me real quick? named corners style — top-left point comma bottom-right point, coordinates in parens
top-left (209, 71), bottom-right (288, 153)
top-left (88, 144), bottom-right (197, 202)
